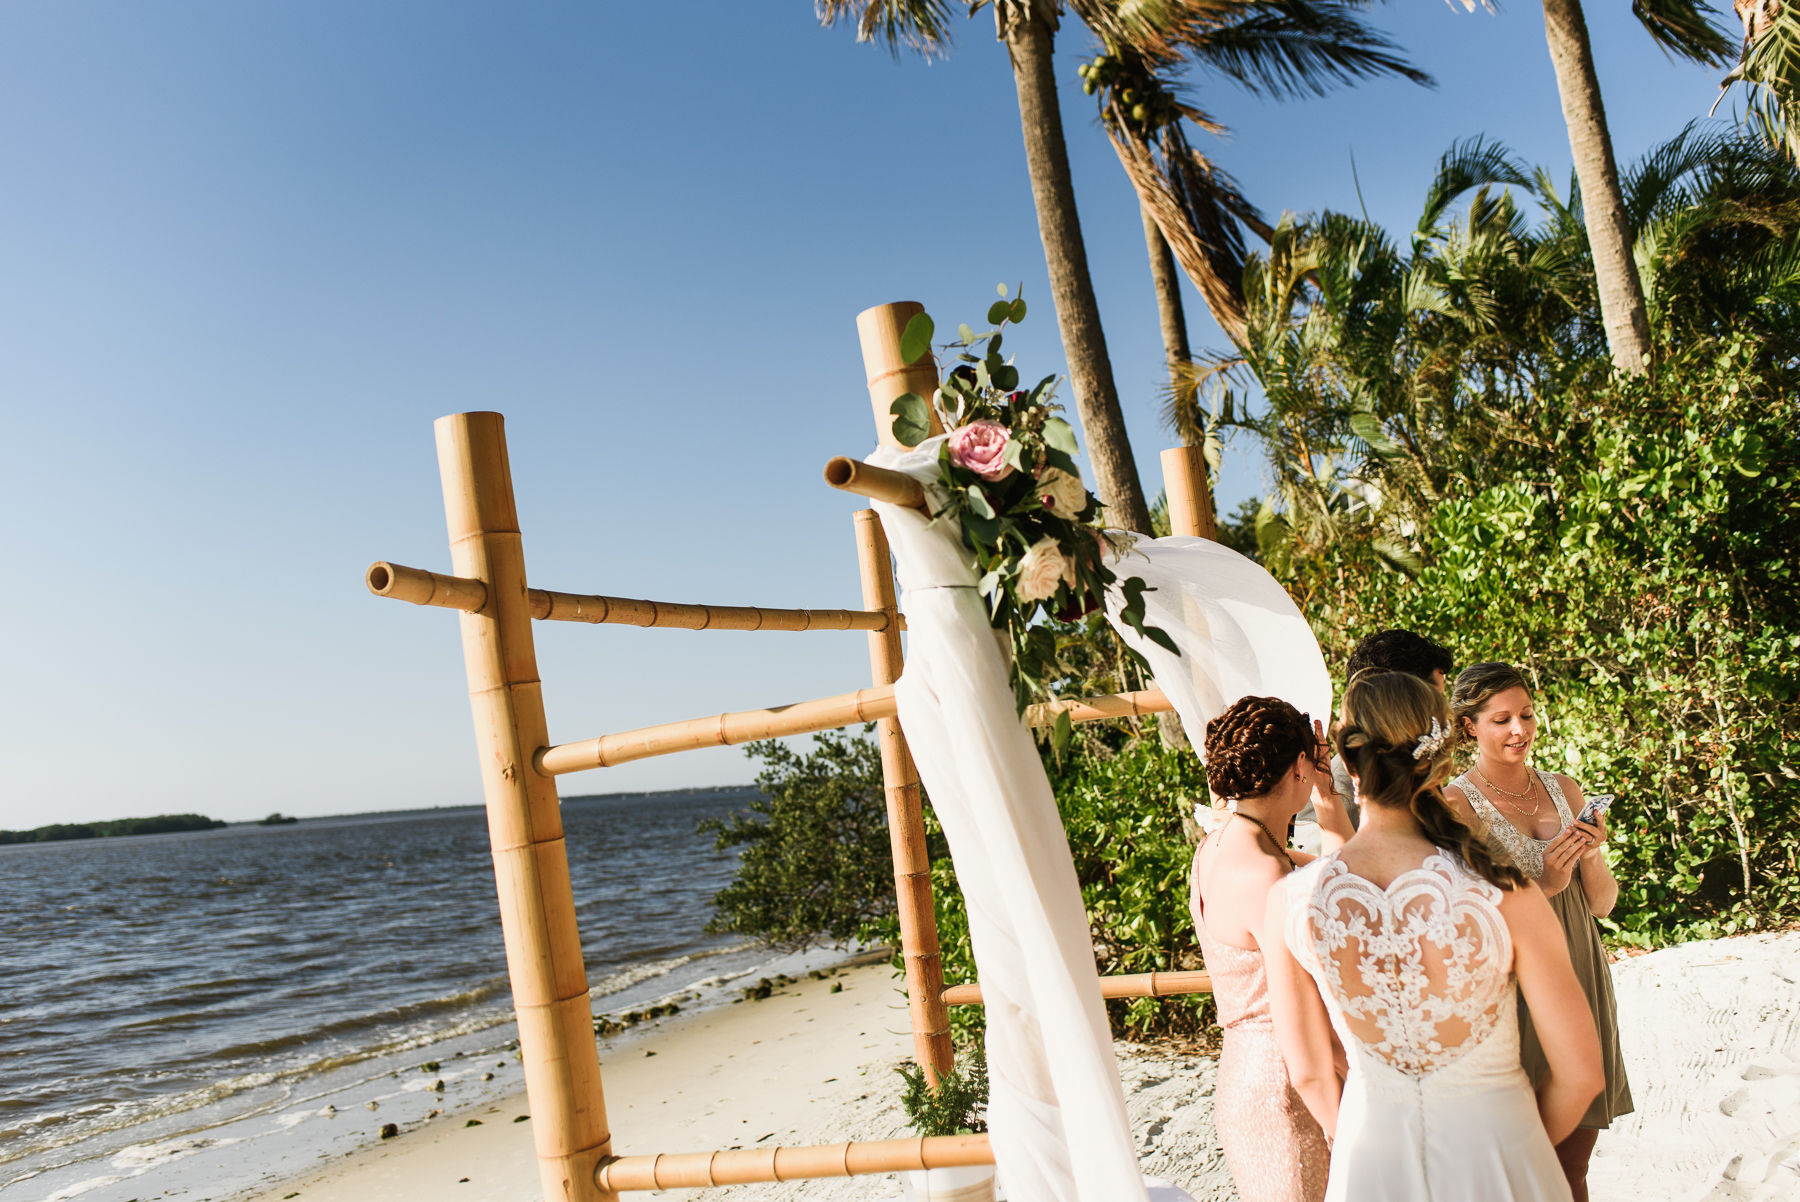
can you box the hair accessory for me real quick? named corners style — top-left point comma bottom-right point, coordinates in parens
top-left (1225, 798), bottom-right (1240, 813)
top-left (1413, 717), bottom-right (1452, 760)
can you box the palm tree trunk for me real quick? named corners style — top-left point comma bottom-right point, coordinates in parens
top-left (1142, 202), bottom-right (1192, 377)
top-left (1540, 0), bottom-right (1653, 375)
top-left (1000, 5), bottom-right (1154, 533)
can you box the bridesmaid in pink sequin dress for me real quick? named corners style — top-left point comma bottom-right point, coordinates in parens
top-left (1190, 696), bottom-right (1335, 1202)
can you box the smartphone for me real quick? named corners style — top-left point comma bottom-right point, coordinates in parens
top-left (1576, 794), bottom-right (1614, 825)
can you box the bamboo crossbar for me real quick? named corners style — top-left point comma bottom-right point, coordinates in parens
top-left (535, 687), bottom-right (1173, 776)
top-left (941, 970), bottom-right (1212, 1007)
top-left (594, 1133), bottom-right (993, 1191)
top-left (823, 457), bottom-right (927, 510)
top-left (366, 561), bottom-right (901, 632)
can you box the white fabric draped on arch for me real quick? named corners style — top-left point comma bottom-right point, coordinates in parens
top-left (869, 438), bottom-right (1328, 1201)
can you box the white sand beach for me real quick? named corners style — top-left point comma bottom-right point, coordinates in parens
top-left (239, 932), bottom-right (1800, 1202)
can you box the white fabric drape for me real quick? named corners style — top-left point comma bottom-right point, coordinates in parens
top-left (1102, 534), bottom-right (1332, 757)
top-left (870, 440), bottom-right (1147, 1202)
top-left (870, 443), bottom-right (1324, 1201)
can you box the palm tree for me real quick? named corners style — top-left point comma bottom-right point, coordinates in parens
top-left (1076, 13), bottom-right (1427, 346)
top-left (818, 0), bottom-right (1164, 532)
top-left (1511, 0), bottom-right (1732, 375)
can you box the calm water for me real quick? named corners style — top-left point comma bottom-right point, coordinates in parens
top-left (0, 789), bottom-right (838, 1202)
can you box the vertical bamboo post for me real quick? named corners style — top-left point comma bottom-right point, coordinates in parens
top-left (1160, 445), bottom-right (1217, 540)
top-left (857, 301), bottom-right (945, 451)
top-left (855, 301), bottom-right (954, 1085)
top-left (436, 412), bottom-right (612, 1202)
top-left (855, 508), bottom-right (955, 1085)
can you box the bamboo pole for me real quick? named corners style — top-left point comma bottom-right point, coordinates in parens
top-left (823, 457), bottom-right (927, 512)
top-left (856, 301), bottom-right (945, 452)
top-left (595, 1133), bottom-right (993, 1192)
top-left (854, 508), bottom-right (953, 1085)
top-left (1160, 446), bottom-right (1217, 540)
top-left (941, 970), bottom-right (1213, 1007)
top-left (435, 412), bottom-right (612, 1202)
top-left (367, 561), bottom-right (901, 632)
top-left (534, 687), bottom-right (1173, 776)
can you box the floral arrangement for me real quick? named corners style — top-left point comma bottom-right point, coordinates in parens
top-left (890, 285), bottom-right (1178, 718)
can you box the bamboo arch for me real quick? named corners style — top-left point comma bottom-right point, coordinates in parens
top-left (366, 304), bottom-right (1218, 1198)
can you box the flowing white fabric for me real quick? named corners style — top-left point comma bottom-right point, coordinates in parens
top-left (869, 440), bottom-right (1148, 1202)
top-left (1283, 853), bottom-right (1572, 1201)
top-left (1101, 535), bottom-right (1332, 757)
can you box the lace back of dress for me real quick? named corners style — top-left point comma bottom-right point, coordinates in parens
top-left (1299, 854), bottom-right (1514, 1077)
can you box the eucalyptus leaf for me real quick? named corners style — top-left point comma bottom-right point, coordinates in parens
top-left (987, 300), bottom-right (1011, 326)
top-left (1029, 374), bottom-right (1057, 402)
top-left (1044, 447), bottom-right (1079, 478)
top-left (958, 323), bottom-right (976, 346)
top-left (899, 312), bottom-right (935, 366)
top-left (996, 282), bottom-right (1009, 297)
top-left (993, 364), bottom-right (1019, 392)
top-left (967, 485), bottom-right (996, 520)
top-left (1009, 298), bottom-right (1027, 323)
top-left (1043, 416), bottom-right (1078, 455)
top-left (890, 393), bottom-right (931, 447)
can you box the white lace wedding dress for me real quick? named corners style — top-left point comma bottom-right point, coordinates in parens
top-left (1283, 852), bottom-right (1572, 1201)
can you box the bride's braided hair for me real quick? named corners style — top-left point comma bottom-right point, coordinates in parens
top-left (1336, 671), bottom-right (1527, 890)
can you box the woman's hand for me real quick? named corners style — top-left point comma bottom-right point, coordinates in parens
top-left (1538, 824), bottom-right (1594, 897)
top-left (1578, 810), bottom-right (1609, 856)
top-left (1573, 805), bottom-right (1619, 918)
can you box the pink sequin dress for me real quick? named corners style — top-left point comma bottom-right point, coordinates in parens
top-left (1193, 867), bottom-right (1330, 1202)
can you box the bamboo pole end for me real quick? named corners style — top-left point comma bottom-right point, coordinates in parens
top-left (823, 457), bottom-right (857, 489)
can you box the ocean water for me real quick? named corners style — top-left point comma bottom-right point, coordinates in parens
top-left (0, 790), bottom-right (851, 1202)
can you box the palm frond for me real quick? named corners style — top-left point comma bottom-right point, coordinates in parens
top-left (816, 0), bottom-right (957, 59)
top-left (1416, 136), bottom-right (1533, 243)
top-left (1631, 0), bottom-right (1734, 65)
top-left (1173, 0), bottom-right (1434, 99)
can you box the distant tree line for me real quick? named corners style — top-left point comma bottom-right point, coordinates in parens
top-left (0, 813), bottom-right (227, 844)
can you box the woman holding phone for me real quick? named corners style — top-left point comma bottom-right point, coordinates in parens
top-left (1445, 662), bottom-right (1632, 1202)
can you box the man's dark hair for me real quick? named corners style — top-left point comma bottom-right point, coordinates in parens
top-left (1345, 629), bottom-right (1454, 684)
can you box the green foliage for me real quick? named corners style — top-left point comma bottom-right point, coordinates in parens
top-left (897, 1045), bottom-right (989, 1136)
top-left (699, 729), bottom-right (903, 951)
top-left (0, 814), bottom-right (227, 844)
top-left (1292, 340), bottom-right (1799, 945)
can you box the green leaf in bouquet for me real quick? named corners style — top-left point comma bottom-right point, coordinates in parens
top-left (987, 300), bottom-right (1011, 326)
top-left (1043, 416), bottom-right (1078, 455)
top-left (997, 282), bottom-right (1009, 297)
top-left (966, 509), bottom-right (1000, 549)
top-left (899, 312), bottom-right (935, 365)
top-left (975, 359), bottom-right (991, 390)
top-left (890, 393), bottom-right (931, 447)
top-left (958, 323), bottom-right (976, 346)
top-left (1029, 374), bottom-right (1057, 402)
top-left (1002, 437), bottom-right (1028, 473)
top-left (987, 332), bottom-right (1002, 357)
top-left (993, 364), bottom-right (1019, 392)
top-left (977, 568), bottom-right (1002, 598)
top-left (1043, 446), bottom-right (1079, 478)
top-left (967, 485), bottom-right (996, 520)
top-left (1008, 297), bottom-right (1027, 323)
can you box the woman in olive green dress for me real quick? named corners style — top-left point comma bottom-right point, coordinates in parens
top-left (1443, 662), bottom-right (1632, 1202)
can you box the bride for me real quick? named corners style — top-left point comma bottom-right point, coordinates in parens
top-left (1262, 671), bottom-right (1603, 1200)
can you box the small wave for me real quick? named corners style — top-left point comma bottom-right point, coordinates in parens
top-left (111, 1137), bottom-right (239, 1169)
top-left (588, 957), bottom-right (691, 1000)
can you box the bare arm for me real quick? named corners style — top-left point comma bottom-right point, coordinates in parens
top-left (1560, 775), bottom-right (1620, 918)
top-left (1309, 721), bottom-right (1354, 854)
top-left (1262, 879), bottom-right (1342, 1137)
top-left (1502, 882), bottom-right (1604, 1144)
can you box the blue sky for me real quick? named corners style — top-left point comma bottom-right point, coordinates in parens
top-left (0, 1), bottom-right (1737, 825)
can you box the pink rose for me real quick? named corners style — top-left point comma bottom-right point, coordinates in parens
top-left (948, 420), bottom-right (1014, 481)
top-left (1017, 536), bottom-right (1073, 603)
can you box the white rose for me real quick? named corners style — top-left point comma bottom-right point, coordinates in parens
top-left (1036, 466), bottom-right (1089, 516)
top-left (1017, 536), bottom-right (1072, 603)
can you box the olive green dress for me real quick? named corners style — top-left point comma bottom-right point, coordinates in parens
top-left (1455, 770), bottom-right (1635, 1130)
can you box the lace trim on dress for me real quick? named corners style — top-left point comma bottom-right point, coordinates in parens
top-left (1453, 770), bottom-right (1573, 881)
top-left (1287, 853), bottom-right (1513, 1077)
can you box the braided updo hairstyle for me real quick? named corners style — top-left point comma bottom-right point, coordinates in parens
top-left (1336, 671), bottom-right (1527, 890)
top-left (1204, 695), bottom-right (1317, 799)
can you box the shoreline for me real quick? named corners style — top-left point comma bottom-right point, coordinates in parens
top-left (235, 957), bottom-right (915, 1202)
